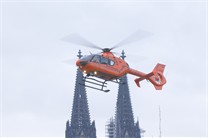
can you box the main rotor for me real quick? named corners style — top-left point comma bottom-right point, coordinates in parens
top-left (62, 30), bottom-right (152, 53)
top-left (102, 48), bottom-right (112, 52)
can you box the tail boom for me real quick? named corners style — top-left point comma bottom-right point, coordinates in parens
top-left (128, 63), bottom-right (167, 90)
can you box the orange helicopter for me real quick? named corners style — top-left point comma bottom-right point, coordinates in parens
top-left (63, 32), bottom-right (167, 92)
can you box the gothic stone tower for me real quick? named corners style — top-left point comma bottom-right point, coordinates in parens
top-left (107, 51), bottom-right (141, 138)
top-left (115, 74), bottom-right (141, 138)
top-left (65, 50), bottom-right (97, 138)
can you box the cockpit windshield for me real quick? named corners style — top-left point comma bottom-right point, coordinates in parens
top-left (81, 54), bottom-right (115, 66)
top-left (91, 55), bottom-right (100, 63)
top-left (80, 55), bottom-right (94, 61)
top-left (91, 55), bottom-right (115, 66)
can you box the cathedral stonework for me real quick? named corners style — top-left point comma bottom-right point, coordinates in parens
top-left (65, 51), bottom-right (97, 138)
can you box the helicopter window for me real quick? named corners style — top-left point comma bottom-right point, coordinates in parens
top-left (91, 55), bottom-right (100, 63)
top-left (81, 55), bottom-right (94, 61)
top-left (100, 57), bottom-right (109, 64)
top-left (109, 60), bottom-right (115, 66)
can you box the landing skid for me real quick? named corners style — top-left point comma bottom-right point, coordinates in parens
top-left (79, 76), bottom-right (110, 93)
top-left (79, 75), bottom-right (125, 92)
top-left (80, 83), bottom-right (110, 93)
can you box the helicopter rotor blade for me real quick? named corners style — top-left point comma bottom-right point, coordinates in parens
top-left (62, 33), bottom-right (102, 50)
top-left (111, 29), bottom-right (153, 50)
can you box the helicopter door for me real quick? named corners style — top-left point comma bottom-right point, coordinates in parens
top-left (100, 57), bottom-right (109, 65)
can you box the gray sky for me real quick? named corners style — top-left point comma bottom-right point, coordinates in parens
top-left (1, 1), bottom-right (207, 137)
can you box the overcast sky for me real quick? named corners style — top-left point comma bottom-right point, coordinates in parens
top-left (1, 0), bottom-right (207, 137)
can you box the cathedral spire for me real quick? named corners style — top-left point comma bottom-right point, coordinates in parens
top-left (114, 75), bottom-right (141, 138)
top-left (77, 49), bottom-right (83, 59)
top-left (120, 50), bottom-right (126, 60)
top-left (106, 52), bottom-right (141, 138)
top-left (65, 50), bottom-right (97, 138)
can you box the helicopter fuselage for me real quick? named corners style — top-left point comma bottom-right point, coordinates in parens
top-left (76, 52), bottom-right (129, 81)
top-left (76, 51), bottom-right (166, 91)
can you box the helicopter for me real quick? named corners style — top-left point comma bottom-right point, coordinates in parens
top-left (63, 31), bottom-right (167, 92)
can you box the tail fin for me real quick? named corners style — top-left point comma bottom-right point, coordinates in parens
top-left (152, 63), bottom-right (165, 75)
top-left (135, 63), bottom-right (166, 90)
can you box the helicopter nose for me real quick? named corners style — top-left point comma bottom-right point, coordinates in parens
top-left (80, 61), bottom-right (88, 66)
top-left (76, 60), bottom-right (80, 66)
top-left (76, 60), bottom-right (88, 67)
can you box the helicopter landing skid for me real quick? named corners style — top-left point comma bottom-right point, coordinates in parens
top-left (79, 76), bottom-right (110, 93)
top-left (109, 79), bottom-right (125, 84)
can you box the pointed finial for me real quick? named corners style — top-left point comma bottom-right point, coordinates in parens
top-left (66, 120), bottom-right (69, 128)
top-left (120, 50), bottom-right (126, 60)
top-left (77, 50), bottom-right (83, 59)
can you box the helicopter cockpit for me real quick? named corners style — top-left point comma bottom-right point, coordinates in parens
top-left (91, 55), bottom-right (115, 66)
top-left (81, 55), bottom-right (115, 66)
top-left (80, 54), bottom-right (95, 61)
top-left (80, 55), bottom-right (115, 66)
